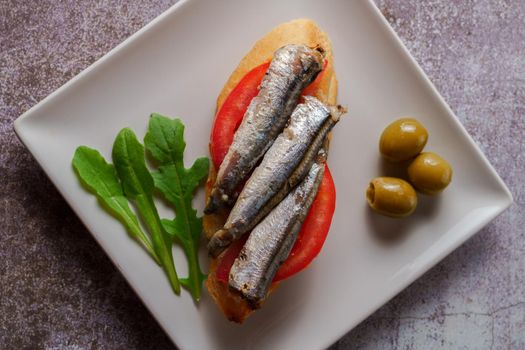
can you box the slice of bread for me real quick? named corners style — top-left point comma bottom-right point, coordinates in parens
top-left (205, 18), bottom-right (338, 323)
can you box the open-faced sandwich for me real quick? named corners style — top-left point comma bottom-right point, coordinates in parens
top-left (203, 18), bottom-right (346, 323)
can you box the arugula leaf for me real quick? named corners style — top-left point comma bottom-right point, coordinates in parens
top-left (72, 146), bottom-right (160, 265)
top-left (72, 116), bottom-right (209, 300)
top-left (112, 128), bottom-right (180, 294)
top-left (145, 114), bottom-right (209, 301)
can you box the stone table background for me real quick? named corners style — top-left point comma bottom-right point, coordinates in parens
top-left (1, 0), bottom-right (523, 348)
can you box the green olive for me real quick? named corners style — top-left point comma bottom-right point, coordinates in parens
top-left (408, 152), bottom-right (452, 195)
top-left (379, 118), bottom-right (428, 162)
top-left (366, 177), bottom-right (417, 218)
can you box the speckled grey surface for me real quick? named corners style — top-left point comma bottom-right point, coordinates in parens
top-left (1, 0), bottom-right (523, 349)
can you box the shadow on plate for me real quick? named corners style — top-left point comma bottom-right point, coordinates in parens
top-left (199, 264), bottom-right (316, 349)
top-left (377, 157), bottom-right (411, 181)
top-left (366, 192), bottom-right (442, 245)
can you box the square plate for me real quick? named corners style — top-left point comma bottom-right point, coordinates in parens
top-left (14, 0), bottom-right (512, 349)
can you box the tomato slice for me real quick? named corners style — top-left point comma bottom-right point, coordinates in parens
top-left (210, 62), bottom-right (270, 168)
top-left (216, 165), bottom-right (335, 283)
top-left (211, 59), bottom-right (335, 283)
top-left (215, 235), bottom-right (249, 283)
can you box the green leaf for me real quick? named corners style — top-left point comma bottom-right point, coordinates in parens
top-left (145, 114), bottom-right (209, 301)
top-left (72, 146), bottom-right (160, 265)
top-left (163, 220), bottom-right (207, 298)
top-left (112, 129), bottom-right (155, 198)
top-left (112, 128), bottom-right (180, 294)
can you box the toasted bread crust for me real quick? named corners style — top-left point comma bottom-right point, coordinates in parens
top-left (217, 18), bottom-right (337, 110)
top-left (205, 18), bottom-right (338, 323)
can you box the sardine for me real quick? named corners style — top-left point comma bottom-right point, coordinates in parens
top-left (229, 161), bottom-right (325, 307)
top-left (208, 97), bottom-right (345, 257)
top-left (204, 44), bottom-right (324, 214)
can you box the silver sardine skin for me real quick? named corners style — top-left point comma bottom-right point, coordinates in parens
top-left (228, 162), bottom-right (325, 306)
top-left (205, 44), bottom-right (324, 213)
top-left (208, 96), bottom-right (343, 257)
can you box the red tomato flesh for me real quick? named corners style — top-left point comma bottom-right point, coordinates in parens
top-left (211, 60), bottom-right (335, 283)
top-left (210, 62), bottom-right (270, 168)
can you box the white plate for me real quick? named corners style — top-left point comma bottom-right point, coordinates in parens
top-left (14, 0), bottom-right (512, 349)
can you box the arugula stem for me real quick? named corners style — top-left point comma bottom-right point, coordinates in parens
top-left (161, 164), bottom-right (205, 300)
top-left (179, 240), bottom-right (204, 301)
top-left (125, 218), bottom-right (161, 266)
top-left (135, 195), bottom-right (180, 294)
